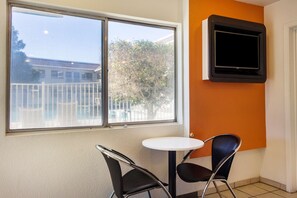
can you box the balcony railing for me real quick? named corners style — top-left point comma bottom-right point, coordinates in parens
top-left (10, 82), bottom-right (174, 129)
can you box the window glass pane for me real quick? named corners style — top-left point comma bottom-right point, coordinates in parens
top-left (9, 7), bottom-right (103, 130)
top-left (108, 21), bottom-right (175, 123)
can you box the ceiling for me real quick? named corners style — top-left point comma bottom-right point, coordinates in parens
top-left (236, 0), bottom-right (280, 6)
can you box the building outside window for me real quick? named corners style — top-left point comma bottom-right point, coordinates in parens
top-left (82, 72), bottom-right (93, 81)
top-left (58, 71), bottom-right (64, 79)
top-left (74, 72), bottom-right (80, 82)
top-left (66, 71), bottom-right (72, 82)
top-left (36, 69), bottom-right (45, 79)
top-left (8, 5), bottom-right (176, 131)
top-left (51, 70), bottom-right (58, 79)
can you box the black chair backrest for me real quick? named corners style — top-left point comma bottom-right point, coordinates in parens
top-left (97, 145), bottom-right (124, 198)
top-left (211, 134), bottom-right (241, 179)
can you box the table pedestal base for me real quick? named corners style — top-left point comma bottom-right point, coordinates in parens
top-left (168, 151), bottom-right (176, 197)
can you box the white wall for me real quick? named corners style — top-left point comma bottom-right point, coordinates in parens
top-left (0, 0), bottom-right (265, 197)
top-left (261, 0), bottom-right (297, 186)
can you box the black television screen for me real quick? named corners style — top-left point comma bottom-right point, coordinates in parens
top-left (214, 30), bottom-right (260, 70)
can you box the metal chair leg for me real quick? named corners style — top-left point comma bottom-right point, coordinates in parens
top-left (201, 180), bottom-right (212, 198)
top-left (213, 181), bottom-right (223, 198)
top-left (147, 190), bottom-right (152, 198)
top-left (109, 191), bottom-right (115, 198)
top-left (223, 181), bottom-right (237, 198)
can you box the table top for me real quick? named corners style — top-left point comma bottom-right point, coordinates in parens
top-left (142, 136), bottom-right (204, 151)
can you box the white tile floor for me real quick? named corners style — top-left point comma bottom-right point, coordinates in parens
top-left (179, 182), bottom-right (297, 198)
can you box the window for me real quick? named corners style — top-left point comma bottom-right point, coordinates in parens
top-left (51, 70), bottom-right (64, 79)
top-left (51, 71), bottom-right (58, 79)
top-left (58, 71), bottom-right (64, 79)
top-left (66, 71), bottom-right (72, 82)
top-left (108, 21), bottom-right (175, 123)
top-left (8, 5), bottom-right (176, 131)
top-left (9, 6), bottom-right (103, 130)
top-left (35, 69), bottom-right (45, 79)
top-left (82, 72), bottom-right (93, 80)
top-left (73, 72), bottom-right (80, 82)
top-left (40, 70), bottom-right (45, 78)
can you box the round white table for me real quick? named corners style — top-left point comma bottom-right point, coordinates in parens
top-left (142, 137), bottom-right (204, 198)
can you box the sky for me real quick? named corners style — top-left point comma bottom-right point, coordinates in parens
top-left (12, 7), bottom-right (173, 64)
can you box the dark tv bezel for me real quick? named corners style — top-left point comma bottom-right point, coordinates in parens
top-left (208, 15), bottom-right (266, 83)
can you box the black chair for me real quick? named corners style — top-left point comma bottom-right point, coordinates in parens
top-left (96, 145), bottom-right (172, 198)
top-left (177, 134), bottom-right (241, 198)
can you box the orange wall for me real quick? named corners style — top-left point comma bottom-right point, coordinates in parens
top-left (190, 0), bottom-right (266, 157)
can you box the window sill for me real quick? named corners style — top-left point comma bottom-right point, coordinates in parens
top-left (6, 122), bottom-right (182, 137)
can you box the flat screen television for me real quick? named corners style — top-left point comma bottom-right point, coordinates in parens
top-left (203, 15), bottom-right (266, 83)
top-left (215, 30), bottom-right (260, 70)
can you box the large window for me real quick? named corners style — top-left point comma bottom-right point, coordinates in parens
top-left (8, 5), bottom-right (176, 131)
top-left (108, 21), bottom-right (175, 123)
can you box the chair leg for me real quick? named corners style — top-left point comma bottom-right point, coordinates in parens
top-left (147, 190), bottom-right (152, 198)
top-left (109, 191), bottom-right (115, 198)
top-left (213, 181), bottom-right (223, 198)
top-left (223, 181), bottom-right (237, 198)
top-left (201, 180), bottom-right (212, 198)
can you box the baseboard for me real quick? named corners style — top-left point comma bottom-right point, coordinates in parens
top-left (260, 177), bottom-right (286, 191)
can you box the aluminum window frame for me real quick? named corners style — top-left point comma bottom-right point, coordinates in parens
top-left (106, 19), bottom-right (177, 127)
top-left (6, 3), bottom-right (178, 132)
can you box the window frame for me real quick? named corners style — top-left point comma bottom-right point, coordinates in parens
top-left (6, 3), bottom-right (178, 132)
top-left (106, 18), bottom-right (177, 127)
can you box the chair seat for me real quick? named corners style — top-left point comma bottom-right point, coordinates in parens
top-left (123, 169), bottom-right (167, 195)
top-left (177, 163), bottom-right (226, 183)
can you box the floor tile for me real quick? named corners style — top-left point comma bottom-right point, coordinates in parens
top-left (179, 182), bottom-right (297, 198)
top-left (273, 190), bottom-right (297, 198)
top-left (177, 192), bottom-right (198, 198)
top-left (253, 182), bottom-right (279, 192)
top-left (255, 192), bottom-right (285, 198)
top-left (204, 193), bottom-right (222, 198)
top-left (236, 185), bottom-right (268, 196)
top-left (221, 189), bottom-right (251, 198)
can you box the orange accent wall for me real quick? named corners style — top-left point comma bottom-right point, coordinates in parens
top-left (190, 0), bottom-right (266, 157)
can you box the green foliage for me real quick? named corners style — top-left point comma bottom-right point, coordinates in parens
top-left (10, 26), bottom-right (39, 83)
top-left (109, 39), bottom-right (174, 119)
